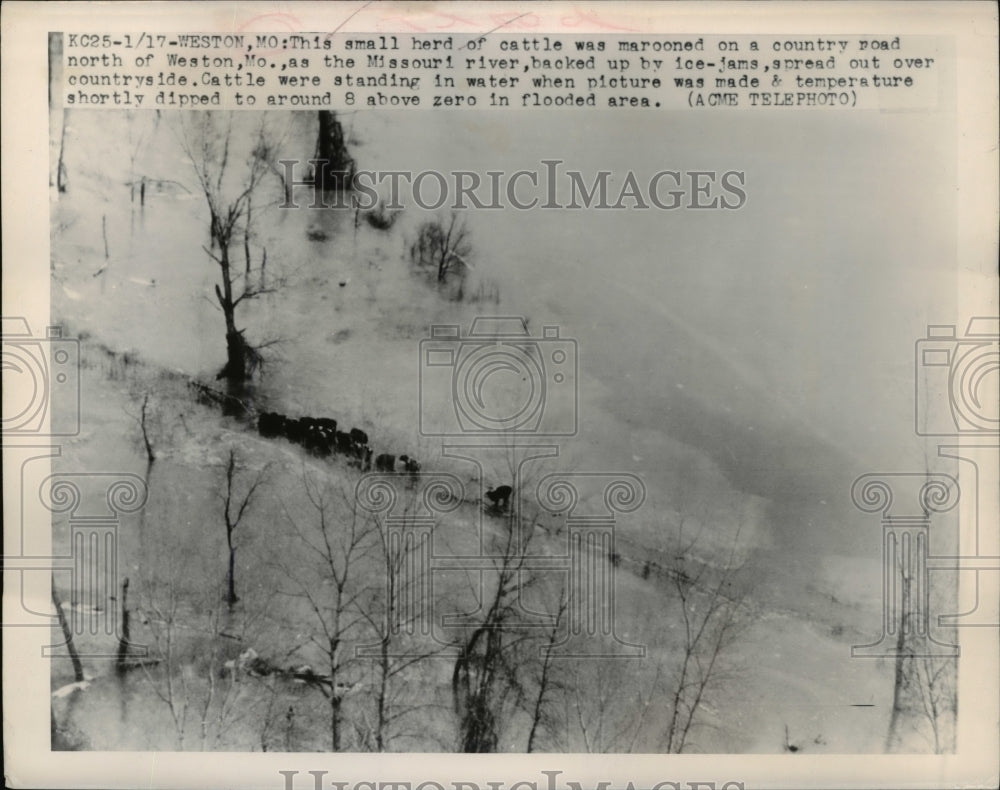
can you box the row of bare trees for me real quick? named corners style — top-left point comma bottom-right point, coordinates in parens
top-left (99, 418), bottom-right (750, 753)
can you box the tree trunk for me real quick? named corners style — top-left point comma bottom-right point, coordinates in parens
top-left (215, 244), bottom-right (248, 386)
top-left (315, 111), bottom-right (354, 192)
top-left (375, 636), bottom-right (389, 751)
top-left (57, 109), bottom-right (69, 193)
top-left (219, 246), bottom-right (237, 335)
top-left (226, 544), bottom-right (238, 606)
top-left (116, 578), bottom-right (132, 675)
top-left (224, 330), bottom-right (247, 383)
top-left (526, 650), bottom-right (553, 752)
top-left (284, 706), bottom-right (294, 751)
top-left (331, 697), bottom-right (341, 751)
top-left (139, 393), bottom-right (156, 466)
top-left (885, 573), bottom-right (912, 752)
top-left (52, 584), bottom-right (84, 682)
top-left (244, 198), bottom-right (252, 278)
top-left (453, 627), bottom-right (501, 753)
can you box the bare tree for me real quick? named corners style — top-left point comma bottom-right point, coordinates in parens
top-left (354, 490), bottom-right (448, 751)
top-left (115, 578), bottom-right (133, 676)
top-left (177, 112), bottom-right (278, 387)
top-left (251, 115), bottom-right (296, 207)
top-left (569, 657), bottom-right (657, 753)
top-left (910, 645), bottom-right (957, 753)
top-left (219, 448), bottom-right (269, 607)
top-left (124, 385), bottom-right (161, 470)
top-left (278, 470), bottom-right (372, 751)
top-left (450, 508), bottom-right (550, 752)
top-left (882, 372), bottom-right (960, 754)
top-left (438, 440), bottom-right (585, 753)
top-left (563, 519), bottom-right (749, 754)
top-left (51, 579), bottom-right (92, 751)
top-left (125, 111), bottom-right (158, 205)
top-left (884, 566), bottom-right (957, 753)
top-left (137, 570), bottom-right (192, 748)
top-left (242, 120), bottom-right (291, 280)
top-left (48, 34), bottom-right (70, 192)
top-left (410, 212), bottom-right (473, 285)
top-left (56, 109), bottom-right (70, 193)
top-left (137, 576), bottom-right (269, 750)
top-left (52, 581), bottom-right (84, 683)
top-left (658, 525), bottom-right (747, 753)
top-left (136, 393), bottom-right (156, 465)
top-left (524, 587), bottom-right (568, 753)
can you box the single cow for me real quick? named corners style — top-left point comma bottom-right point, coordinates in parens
top-left (346, 443), bottom-right (370, 470)
top-left (303, 425), bottom-right (333, 457)
top-left (485, 485), bottom-right (513, 511)
top-left (398, 454), bottom-right (421, 475)
top-left (333, 430), bottom-right (354, 455)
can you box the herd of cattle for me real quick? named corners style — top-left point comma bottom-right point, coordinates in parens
top-left (256, 411), bottom-right (514, 511)
top-left (257, 411), bottom-right (420, 476)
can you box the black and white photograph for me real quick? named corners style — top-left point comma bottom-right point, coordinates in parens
top-left (3, 2), bottom-right (998, 789)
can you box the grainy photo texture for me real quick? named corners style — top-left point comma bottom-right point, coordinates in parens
top-left (2, 3), bottom-right (998, 789)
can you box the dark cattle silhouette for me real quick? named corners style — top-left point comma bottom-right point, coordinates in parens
top-left (333, 430), bottom-right (354, 455)
top-left (285, 417), bottom-right (314, 444)
top-left (375, 453), bottom-right (396, 473)
top-left (399, 455), bottom-right (421, 475)
top-left (346, 443), bottom-right (370, 469)
top-left (485, 485), bottom-right (513, 510)
top-left (303, 425), bottom-right (333, 457)
top-left (258, 411), bottom-right (382, 471)
top-left (258, 412), bottom-right (287, 438)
